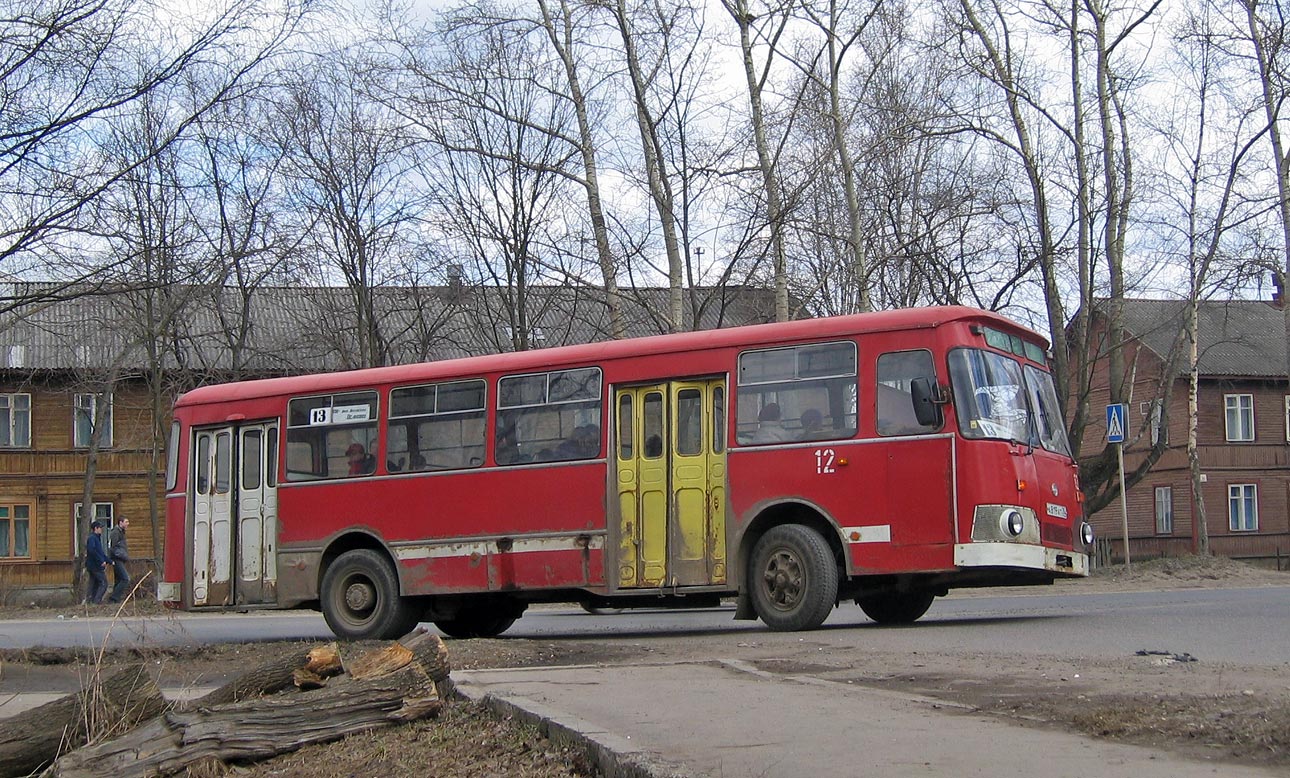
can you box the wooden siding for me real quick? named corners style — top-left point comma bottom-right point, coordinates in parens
top-left (1075, 312), bottom-right (1290, 561)
top-left (0, 377), bottom-right (166, 589)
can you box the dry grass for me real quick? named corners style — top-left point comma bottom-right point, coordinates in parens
top-left (217, 699), bottom-right (598, 778)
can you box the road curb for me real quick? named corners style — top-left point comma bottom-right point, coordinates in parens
top-left (449, 676), bottom-right (692, 778)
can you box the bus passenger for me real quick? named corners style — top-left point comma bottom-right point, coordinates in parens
top-left (496, 425), bottom-right (521, 465)
top-left (799, 408), bottom-right (824, 440)
top-left (346, 443), bottom-right (376, 475)
top-left (644, 434), bottom-right (663, 457)
top-left (752, 403), bottom-right (794, 443)
top-left (576, 423), bottom-right (601, 457)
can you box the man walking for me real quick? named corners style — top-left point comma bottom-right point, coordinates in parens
top-left (107, 516), bottom-right (132, 603)
top-left (85, 520), bottom-right (109, 604)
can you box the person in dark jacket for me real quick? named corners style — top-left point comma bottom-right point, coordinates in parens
top-left (107, 517), bottom-right (131, 603)
top-left (85, 520), bottom-right (109, 604)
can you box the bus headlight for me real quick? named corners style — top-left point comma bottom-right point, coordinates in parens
top-left (1081, 522), bottom-right (1095, 546)
top-left (1001, 509), bottom-right (1025, 537)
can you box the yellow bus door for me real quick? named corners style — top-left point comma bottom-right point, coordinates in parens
top-left (615, 386), bottom-right (668, 587)
top-left (615, 380), bottom-right (727, 589)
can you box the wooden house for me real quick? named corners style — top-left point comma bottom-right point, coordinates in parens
top-left (0, 282), bottom-right (778, 603)
top-left (1078, 297), bottom-right (1290, 566)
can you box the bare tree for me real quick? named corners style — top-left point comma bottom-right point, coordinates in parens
top-left (273, 42), bottom-right (428, 369)
top-left (418, 8), bottom-right (583, 352)
top-left (720, 0), bottom-right (796, 321)
top-left (608, 0), bottom-right (690, 331)
top-left (947, 0), bottom-right (1167, 513)
top-left (0, 0), bottom-right (309, 311)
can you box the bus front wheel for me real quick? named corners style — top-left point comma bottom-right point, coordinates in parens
top-left (749, 524), bottom-right (838, 631)
top-left (856, 591), bottom-right (935, 625)
top-left (321, 549), bottom-right (420, 640)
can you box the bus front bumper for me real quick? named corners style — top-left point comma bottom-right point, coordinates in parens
top-left (954, 543), bottom-right (1089, 577)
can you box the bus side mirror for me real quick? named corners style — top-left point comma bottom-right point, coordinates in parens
top-left (910, 377), bottom-right (943, 428)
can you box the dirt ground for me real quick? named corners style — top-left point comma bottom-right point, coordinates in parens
top-left (2, 556), bottom-right (1289, 777)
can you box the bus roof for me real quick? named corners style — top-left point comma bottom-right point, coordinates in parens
top-left (175, 306), bottom-right (1041, 408)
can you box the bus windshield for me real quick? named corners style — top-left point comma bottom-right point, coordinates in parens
top-left (949, 348), bottom-right (1072, 456)
top-left (1023, 364), bottom-right (1072, 456)
top-left (950, 349), bottom-right (1029, 442)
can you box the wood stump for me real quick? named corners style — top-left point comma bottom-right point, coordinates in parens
top-left (45, 628), bottom-right (452, 778)
top-left (0, 663), bottom-right (165, 778)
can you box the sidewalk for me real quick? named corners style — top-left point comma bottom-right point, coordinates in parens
top-left (455, 660), bottom-right (1280, 778)
top-left (0, 687), bottom-right (217, 721)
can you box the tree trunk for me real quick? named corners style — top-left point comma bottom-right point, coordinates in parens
top-left (48, 630), bottom-right (451, 778)
top-left (47, 667), bottom-right (442, 778)
top-left (182, 643), bottom-right (343, 709)
top-left (537, 0), bottom-right (625, 340)
top-left (0, 663), bottom-right (165, 778)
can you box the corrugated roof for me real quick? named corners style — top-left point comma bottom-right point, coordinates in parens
top-left (1115, 298), bottom-right (1288, 378)
top-left (0, 283), bottom-right (780, 374)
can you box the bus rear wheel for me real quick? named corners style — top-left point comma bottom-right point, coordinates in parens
top-left (434, 610), bottom-right (518, 639)
top-left (321, 549), bottom-right (420, 640)
top-left (749, 524), bottom-right (838, 631)
top-left (857, 591), bottom-right (935, 625)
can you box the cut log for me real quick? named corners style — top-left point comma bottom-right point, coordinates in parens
top-left (47, 659), bottom-right (443, 778)
top-left (184, 643), bottom-right (342, 709)
top-left (0, 663), bottom-right (165, 778)
top-left (343, 628), bottom-right (449, 682)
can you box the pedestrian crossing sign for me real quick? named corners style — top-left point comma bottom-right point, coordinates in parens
top-left (1106, 403), bottom-right (1127, 444)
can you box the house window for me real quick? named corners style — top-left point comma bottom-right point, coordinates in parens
top-left (73, 503), bottom-right (114, 553)
top-left (74, 392), bottom-right (113, 448)
top-left (1154, 486), bottom-right (1173, 534)
top-left (0, 394), bottom-right (31, 447)
top-left (1228, 484), bottom-right (1258, 532)
top-left (0, 503), bottom-right (32, 559)
top-left (1224, 394), bottom-right (1254, 442)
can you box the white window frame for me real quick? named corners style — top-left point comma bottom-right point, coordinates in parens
top-left (1154, 486), bottom-right (1173, 534)
top-left (0, 393), bottom-right (31, 448)
top-left (73, 392), bottom-right (113, 448)
top-left (1147, 399), bottom-right (1165, 446)
top-left (1284, 396), bottom-right (1290, 442)
top-left (1224, 394), bottom-right (1254, 442)
top-left (0, 502), bottom-right (33, 559)
top-left (73, 502), bottom-right (115, 552)
top-left (1227, 484), bottom-right (1258, 532)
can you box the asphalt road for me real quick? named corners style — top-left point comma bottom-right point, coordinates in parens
top-left (2, 585), bottom-right (1287, 666)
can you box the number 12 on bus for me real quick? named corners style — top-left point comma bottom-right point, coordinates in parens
top-left (160, 306), bottom-right (1094, 640)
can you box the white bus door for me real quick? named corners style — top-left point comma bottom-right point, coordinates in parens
top-left (236, 424), bottom-right (279, 605)
top-left (191, 427), bottom-right (233, 606)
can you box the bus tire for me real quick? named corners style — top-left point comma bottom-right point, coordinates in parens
top-left (321, 549), bottom-right (419, 640)
top-left (434, 611), bottom-right (518, 639)
top-left (749, 524), bottom-right (838, 631)
top-left (857, 591), bottom-right (935, 625)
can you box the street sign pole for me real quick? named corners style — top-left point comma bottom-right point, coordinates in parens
top-left (1117, 441), bottom-right (1130, 571)
top-left (1107, 403), bottom-right (1131, 571)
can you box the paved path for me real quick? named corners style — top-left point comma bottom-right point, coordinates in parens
top-left (457, 660), bottom-right (1279, 778)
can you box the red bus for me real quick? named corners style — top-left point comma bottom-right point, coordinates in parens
top-left (159, 306), bottom-right (1092, 639)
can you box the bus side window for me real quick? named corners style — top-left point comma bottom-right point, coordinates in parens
top-left (876, 350), bottom-right (939, 436)
top-left (736, 342), bottom-right (857, 444)
top-left (497, 368), bottom-right (602, 465)
top-left (285, 392), bottom-right (379, 480)
top-left (389, 380), bottom-right (486, 472)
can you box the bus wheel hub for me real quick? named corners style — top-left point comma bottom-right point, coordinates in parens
top-left (345, 581), bottom-right (376, 611)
